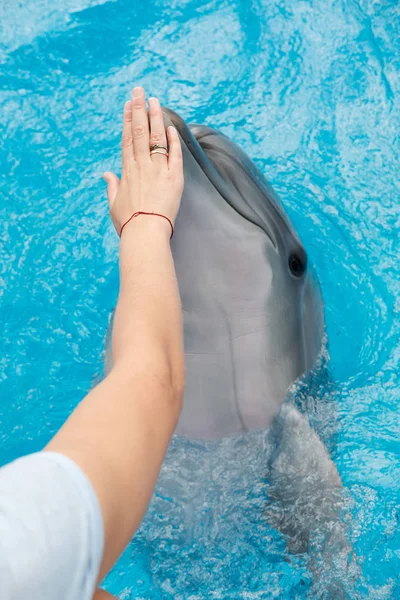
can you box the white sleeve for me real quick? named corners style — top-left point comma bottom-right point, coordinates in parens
top-left (0, 451), bottom-right (104, 600)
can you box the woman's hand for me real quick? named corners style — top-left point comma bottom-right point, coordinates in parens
top-left (103, 87), bottom-right (184, 237)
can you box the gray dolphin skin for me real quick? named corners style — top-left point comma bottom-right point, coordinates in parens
top-left (105, 108), bottom-right (324, 440)
top-left (159, 108), bottom-right (324, 439)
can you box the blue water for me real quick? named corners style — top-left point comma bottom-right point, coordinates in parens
top-left (0, 0), bottom-right (399, 597)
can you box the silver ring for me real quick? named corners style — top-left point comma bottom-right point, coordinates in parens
top-left (150, 144), bottom-right (168, 153)
top-left (150, 148), bottom-right (169, 157)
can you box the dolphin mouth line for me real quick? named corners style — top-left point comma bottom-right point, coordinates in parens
top-left (162, 107), bottom-right (278, 248)
top-left (196, 134), bottom-right (279, 243)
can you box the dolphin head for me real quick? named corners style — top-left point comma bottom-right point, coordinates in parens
top-left (104, 110), bottom-right (325, 440)
top-left (160, 108), bottom-right (324, 440)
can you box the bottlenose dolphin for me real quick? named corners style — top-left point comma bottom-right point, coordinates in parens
top-left (106, 108), bottom-right (324, 439)
top-left (104, 110), bottom-right (350, 583)
top-left (105, 107), bottom-right (324, 439)
top-left (164, 109), bottom-right (325, 439)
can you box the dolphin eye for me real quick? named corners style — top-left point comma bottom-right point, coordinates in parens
top-left (289, 251), bottom-right (307, 278)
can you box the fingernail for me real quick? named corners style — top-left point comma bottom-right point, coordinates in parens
top-left (124, 100), bottom-right (132, 110)
top-left (133, 86), bottom-right (144, 98)
top-left (149, 97), bottom-right (159, 106)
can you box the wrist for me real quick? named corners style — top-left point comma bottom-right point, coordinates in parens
top-left (119, 212), bottom-right (172, 241)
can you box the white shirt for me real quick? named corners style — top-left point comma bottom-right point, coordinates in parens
top-left (0, 452), bottom-right (104, 600)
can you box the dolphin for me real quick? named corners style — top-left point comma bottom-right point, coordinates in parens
top-left (104, 109), bottom-right (352, 589)
top-left (105, 108), bottom-right (324, 439)
top-left (106, 107), bottom-right (324, 440)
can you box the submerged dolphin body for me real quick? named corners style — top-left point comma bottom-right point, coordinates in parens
top-left (105, 109), bottom-right (324, 439)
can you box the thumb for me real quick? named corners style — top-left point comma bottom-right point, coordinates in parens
top-left (103, 172), bottom-right (120, 208)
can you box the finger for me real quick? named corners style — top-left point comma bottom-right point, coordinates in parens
top-left (148, 97), bottom-right (168, 164)
top-left (167, 126), bottom-right (183, 172)
top-left (103, 172), bottom-right (120, 208)
top-left (121, 101), bottom-right (134, 171)
top-left (131, 86), bottom-right (150, 163)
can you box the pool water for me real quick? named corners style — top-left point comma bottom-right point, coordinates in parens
top-left (1, 0), bottom-right (399, 598)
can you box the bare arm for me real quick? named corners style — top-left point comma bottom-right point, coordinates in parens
top-left (46, 87), bottom-right (184, 583)
top-left (93, 590), bottom-right (117, 600)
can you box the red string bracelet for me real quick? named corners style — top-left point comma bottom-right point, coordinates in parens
top-left (119, 211), bottom-right (174, 239)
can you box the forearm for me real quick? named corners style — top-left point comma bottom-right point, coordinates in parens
top-left (46, 218), bottom-right (184, 579)
top-left (112, 216), bottom-right (184, 394)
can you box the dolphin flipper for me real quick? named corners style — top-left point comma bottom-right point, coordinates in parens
top-left (266, 403), bottom-right (344, 549)
top-left (266, 403), bottom-right (356, 596)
